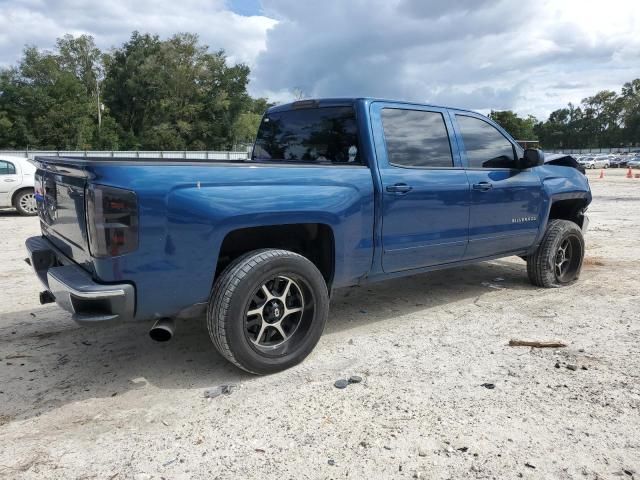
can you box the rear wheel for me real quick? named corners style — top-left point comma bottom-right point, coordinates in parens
top-left (207, 249), bottom-right (329, 374)
top-left (14, 189), bottom-right (37, 216)
top-left (527, 219), bottom-right (584, 288)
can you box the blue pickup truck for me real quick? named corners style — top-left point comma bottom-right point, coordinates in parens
top-left (25, 98), bottom-right (591, 374)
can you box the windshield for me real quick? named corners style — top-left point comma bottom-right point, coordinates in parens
top-left (252, 106), bottom-right (360, 164)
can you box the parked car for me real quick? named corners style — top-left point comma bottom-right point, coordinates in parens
top-left (628, 158), bottom-right (640, 169)
top-left (579, 156), bottom-right (609, 169)
top-left (610, 156), bottom-right (630, 168)
top-left (24, 98), bottom-right (592, 374)
top-left (0, 155), bottom-right (37, 215)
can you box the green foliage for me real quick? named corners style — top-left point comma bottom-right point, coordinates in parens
top-left (488, 110), bottom-right (538, 141)
top-left (101, 31), bottom-right (258, 150)
top-left (0, 36), bottom-right (119, 150)
top-left (0, 32), bottom-right (268, 150)
top-left (3, 31), bottom-right (637, 151)
top-left (231, 112), bottom-right (263, 146)
top-left (535, 81), bottom-right (640, 149)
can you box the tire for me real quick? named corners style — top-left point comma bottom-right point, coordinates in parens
top-left (527, 219), bottom-right (585, 288)
top-left (14, 189), bottom-right (37, 216)
top-left (207, 249), bottom-right (329, 374)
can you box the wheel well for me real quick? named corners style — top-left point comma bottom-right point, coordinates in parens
top-left (217, 223), bottom-right (335, 287)
top-left (548, 198), bottom-right (588, 227)
top-left (11, 187), bottom-right (34, 206)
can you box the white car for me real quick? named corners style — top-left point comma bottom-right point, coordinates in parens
top-left (579, 156), bottom-right (610, 169)
top-left (0, 155), bottom-right (37, 216)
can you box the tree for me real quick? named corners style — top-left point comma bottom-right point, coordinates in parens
top-left (231, 112), bottom-right (262, 147)
top-left (5, 30), bottom-right (633, 152)
top-left (621, 79), bottom-right (640, 146)
top-left (581, 90), bottom-right (622, 147)
top-left (534, 81), bottom-right (640, 149)
top-left (102, 32), bottom-right (254, 150)
top-left (489, 110), bottom-right (538, 140)
top-left (0, 31), bottom-right (264, 150)
top-left (0, 35), bottom-right (119, 149)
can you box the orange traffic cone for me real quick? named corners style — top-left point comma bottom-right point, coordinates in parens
top-left (599, 169), bottom-right (604, 179)
top-left (627, 167), bottom-right (634, 179)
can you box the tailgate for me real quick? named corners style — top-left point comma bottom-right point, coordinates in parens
top-left (34, 157), bottom-right (93, 269)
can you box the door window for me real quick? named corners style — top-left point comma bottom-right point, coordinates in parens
top-left (381, 109), bottom-right (453, 168)
top-left (456, 115), bottom-right (516, 169)
top-left (0, 161), bottom-right (16, 175)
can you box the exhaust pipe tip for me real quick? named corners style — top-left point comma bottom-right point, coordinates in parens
top-left (39, 290), bottom-right (56, 305)
top-left (149, 318), bottom-right (174, 342)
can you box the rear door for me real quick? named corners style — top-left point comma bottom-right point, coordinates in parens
top-left (0, 159), bottom-right (20, 206)
top-left (370, 102), bottom-right (470, 273)
top-left (451, 112), bottom-right (542, 259)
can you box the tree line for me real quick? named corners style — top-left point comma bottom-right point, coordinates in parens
top-left (1, 31), bottom-right (638, 150)
top-left (489, 79), bottom-right (640, 149)
top-left (0, 32), bottom-right (268, 151)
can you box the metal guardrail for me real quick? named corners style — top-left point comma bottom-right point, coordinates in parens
top-left (0, 150), bottom-right (250, 160)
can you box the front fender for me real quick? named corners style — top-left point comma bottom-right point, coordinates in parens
top-left (529, 165), bottom-right (592, 252)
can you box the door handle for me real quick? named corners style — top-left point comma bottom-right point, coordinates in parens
top-left (472, 182), bottom-right (493, 191)
top-left (3, 178), bottom-right (16, 182)
top-left (386, 183), bottom-right (413, 194)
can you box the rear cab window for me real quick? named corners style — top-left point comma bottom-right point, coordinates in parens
top-left (252, 106), bottom-right (361, 164)
top-left (381, 109), bottom-right (454, 168)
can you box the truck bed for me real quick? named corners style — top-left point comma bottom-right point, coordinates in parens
top-left (31, 154), bottom-right (376, 321)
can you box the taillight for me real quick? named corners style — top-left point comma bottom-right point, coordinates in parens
top-left (86, 184), bottom-right (138, 257)
top-left (34, 176), bottom-right (44, 200)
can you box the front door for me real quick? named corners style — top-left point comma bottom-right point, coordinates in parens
top-left (371, 103), bottom-right (470, 273)
top-left (451, 113), bottom-right (543, 259)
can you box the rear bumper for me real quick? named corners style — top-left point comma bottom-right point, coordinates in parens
top-left (25, 236), bottom-right (135, 325)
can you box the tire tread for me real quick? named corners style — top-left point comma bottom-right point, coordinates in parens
top-left (527, 219), bottom-right (584, 288)
top-left (207, 249), bottom-right (323, 374)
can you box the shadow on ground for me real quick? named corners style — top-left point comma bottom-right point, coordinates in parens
top-left (0, 210), bottom-right (23, 217)
top-left (0, 258), bottom-right (534, 422)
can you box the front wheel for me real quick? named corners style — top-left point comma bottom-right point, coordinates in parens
top-left (527, 219), bottom-right (585, 288)
top-left (14, 189), bottom-right (37, 216)
top-left (207, 249), bottom-right (329, 374)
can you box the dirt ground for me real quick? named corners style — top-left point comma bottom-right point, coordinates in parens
top-left (0, 168), bottom-right (638, 479)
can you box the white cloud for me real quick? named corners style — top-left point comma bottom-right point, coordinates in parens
top-left (252, 0), bottom-right (640, 119)
top-left (0, 0), bottom-right (276, 67)
top-left (0, 0), bottom-right (638, 119)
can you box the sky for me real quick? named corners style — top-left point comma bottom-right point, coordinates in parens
top-left (0, 0), bottom-right (639, 119)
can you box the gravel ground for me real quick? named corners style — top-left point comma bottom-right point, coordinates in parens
top-left (0, 168), bottom-right (638, 479)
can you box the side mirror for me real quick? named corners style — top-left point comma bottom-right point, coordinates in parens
top-left (520, 148), bottom-right (545, 169)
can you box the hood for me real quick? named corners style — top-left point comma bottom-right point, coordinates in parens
top-left (543, 153), bottom-right (586, 174)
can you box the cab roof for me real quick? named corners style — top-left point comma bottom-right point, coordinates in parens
top-left (266, 97), bottom-right (479, 116)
